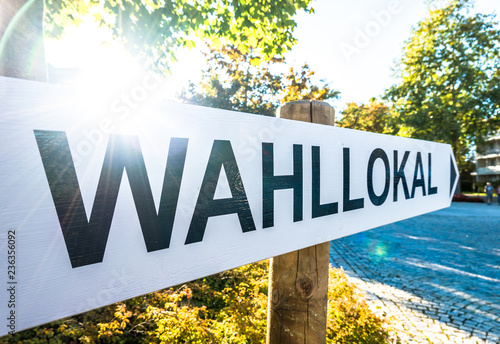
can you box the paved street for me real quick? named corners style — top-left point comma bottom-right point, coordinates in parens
top-left (330, 202), bottom-right (500, 343)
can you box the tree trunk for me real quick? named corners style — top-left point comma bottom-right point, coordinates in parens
top-left (0, 0), bottom-right (47, 81)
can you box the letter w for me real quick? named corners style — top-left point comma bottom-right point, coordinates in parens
top-left (34, 130), bottom-right (188, 268)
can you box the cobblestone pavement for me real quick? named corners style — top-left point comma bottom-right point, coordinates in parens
top-left (329, 202), bottom-right (500, 344)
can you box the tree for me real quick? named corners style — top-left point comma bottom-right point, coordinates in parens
top-left (179, 45), bottom-right (340, 115)
top-left (280, 63), bottom-right (340, 104)
top-left (179, 45), bottom-right (284, 116)
top-left (385, 0), bottom-right (500, 170)
top-left (45, 0), bottom-right (313, 70)
top-left (337, 98), bottom-right (398, 134)
top-left (1, 0), bottom-right (313, 79)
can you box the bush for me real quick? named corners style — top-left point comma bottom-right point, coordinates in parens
top-left (452, 193), bottom-right (485, 203)
top-left (1, 262), bottom-right (391, 344)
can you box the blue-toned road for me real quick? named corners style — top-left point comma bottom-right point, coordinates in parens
top-left (330, 202), bottom-right (500, 343)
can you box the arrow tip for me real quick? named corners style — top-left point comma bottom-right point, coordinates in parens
top-left (450, 155), bottom-right (458, 197)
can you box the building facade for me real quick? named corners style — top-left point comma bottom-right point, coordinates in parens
top-left (475, 134), bottom-right (500, 184)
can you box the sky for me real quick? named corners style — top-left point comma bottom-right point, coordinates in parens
top-left (284, 0), bottom-right (500, 110)
top-left (46, 0), bottom-right (500, 113)
top-left (287, 0), bottom-right (431, 108)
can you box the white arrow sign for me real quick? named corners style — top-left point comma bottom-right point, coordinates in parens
top-left (0, 76), bottom-right (458, 336)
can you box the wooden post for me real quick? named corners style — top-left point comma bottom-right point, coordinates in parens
top-left (267, 100), bottom-right (334, 344)
top-left (0, 0), bottom-right (47, 81)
